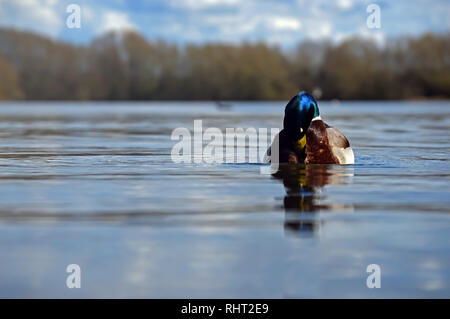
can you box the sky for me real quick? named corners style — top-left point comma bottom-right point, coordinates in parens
top-left (0, 0), bottom-right (449, 47)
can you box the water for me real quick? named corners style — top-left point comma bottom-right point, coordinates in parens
top-left (0, 101), bottom-right (449, 298)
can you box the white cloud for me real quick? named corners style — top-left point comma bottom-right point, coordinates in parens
top-left (82, 5), bottom-right (96, 24)
top-left (172, 0), bottom-right (239, 10)
top-left (0, 0), bottom-right (62, 37)
top-left (269, 16), bottom-right (301, 31)
top-left (213, 15), bottom-right (261, 36)
top-left (337, 0), bottom-right (353, 10)
top-left (97, 10), bottom-right (137, 34)
top-left (0, 0), bottom-right (446, 47)
top-left (199, 13), bottom-right (297, 37)
top-left (304, 21), bottom-right (333, 40)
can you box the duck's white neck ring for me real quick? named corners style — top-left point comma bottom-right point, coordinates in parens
top-left (311, 116), bottom-right (322, 122)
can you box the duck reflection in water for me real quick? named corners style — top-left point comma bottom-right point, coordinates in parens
top-left (273, 164), bottom-right (354, 236)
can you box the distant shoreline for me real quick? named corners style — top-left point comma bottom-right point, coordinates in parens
top-left (1, 28), bottom-right (449, 101)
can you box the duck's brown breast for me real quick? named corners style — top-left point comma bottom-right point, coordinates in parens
top-left (305, 120), bottom-right (339, 164)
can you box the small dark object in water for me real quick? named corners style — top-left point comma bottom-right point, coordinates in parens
top-left (215, 101), bottom-right (232, 109)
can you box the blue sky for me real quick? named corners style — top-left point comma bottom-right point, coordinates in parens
top-left (0, 0), bottom-right (449, 47)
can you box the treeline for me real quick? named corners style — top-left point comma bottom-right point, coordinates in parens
top-left (0, 28), bottom-right (449, 100)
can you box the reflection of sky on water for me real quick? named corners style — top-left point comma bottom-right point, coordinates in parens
top-left (1, 218), bottom-right (449, 298)
top-left (0, 101), bottom-right (449, 297)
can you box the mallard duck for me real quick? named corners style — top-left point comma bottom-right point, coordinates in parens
top-left (266, 91), bottom-right (354, 165)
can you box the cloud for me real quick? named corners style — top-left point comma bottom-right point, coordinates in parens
top-left (97, 10), bottom-right (137, 34)
top-left (0, 0), bottom-right (62, 37)
top-left (171, 0), bottom-right (239, 9)
top-left (269, 16), bottom-right (302, 31)
top-left (337, 0), bottom-right (353, 10)
top-left (304, 21), bottom-right (333, 40)
top-left (0, 0), bottom-right (448, 47)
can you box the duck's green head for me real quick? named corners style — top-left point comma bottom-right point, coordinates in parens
top-left (283, 91), bottom-right (320, 142)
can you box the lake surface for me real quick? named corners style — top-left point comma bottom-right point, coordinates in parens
top-left (0, 101), bottom-right (449, 298)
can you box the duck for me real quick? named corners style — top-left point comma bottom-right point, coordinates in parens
top-left (266, 91), bottom-right (354, 165)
